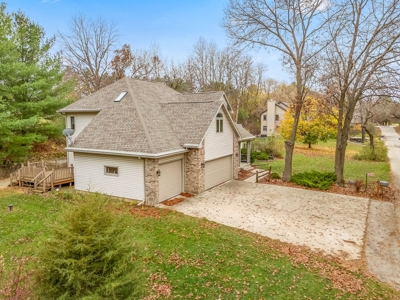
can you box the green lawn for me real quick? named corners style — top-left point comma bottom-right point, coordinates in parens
top-left (255, 153), bottom-right (390, 182)
top-left (1, 190), bottom-right (399, 299)
top-left (253, 138), bottom-right (390, 182)
top-left (0, 191), bottom-right (63, 264)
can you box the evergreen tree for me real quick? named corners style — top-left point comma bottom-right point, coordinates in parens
top-left (36, 195), bottom-right (144, 299)
top-left (0, 3), bottom-right (73, 164)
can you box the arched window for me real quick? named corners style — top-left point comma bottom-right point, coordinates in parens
top-left (216, 113), bottom-right (223, 133)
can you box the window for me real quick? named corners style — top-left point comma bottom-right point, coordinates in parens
top-left (216, 113), bottom-right (223, 132)
top-left (105, 166), bottom-right (119, 176)
top-left (263, 115), bottom-right (267, 121)
top-left (263, 126), bottom-right (267, 131)
top-left (114, 91), bottom-right (127, 102)
top-left (70, 116), bottom-right (75, 130)
top-left (275, 114), bottom-right (279, 121)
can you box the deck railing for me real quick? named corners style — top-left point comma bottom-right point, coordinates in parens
top-left (53, 166), bottom-right (74, 182)
top-left (10, 159), bottom-right (74, 192)
top-left (27, 159), bottom-right (68, 170)
top-left (20, 166), bottom-right (45, 180)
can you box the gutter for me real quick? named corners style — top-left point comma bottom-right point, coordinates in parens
top-left (57, 108), bottom-right (102, 113)
top-left (239, 137), bottom-right (256, 142)
top-left (64, 147), bottom-right (189, 158)
top-left (182, 144), bottom-right (202, 149)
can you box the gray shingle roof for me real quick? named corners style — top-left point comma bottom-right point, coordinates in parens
top-left (235, 123), bottom-right (255, 141)
top-left (61, 78), bottom-right (238, 155)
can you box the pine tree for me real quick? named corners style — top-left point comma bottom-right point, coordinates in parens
top-left (0, 4), bottom-right (73, 164)
top-left (36, 195), bottom-right (144, 299)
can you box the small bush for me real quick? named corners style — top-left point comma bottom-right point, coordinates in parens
top-left (290, 171), bottom-right (336, 190)
top-left (35, 195), bottom-right (144, 299)
top-left (354, 180), bottom-right (363, 192)
top-left (354, 140), bottom-right (388, 162)
top-left (271, 172), bottom-right (281, 179)
top-left (0, 255), bottom-right (34, 299)
top-left (251, 151), bottom-right (270, 161)
top-left (252, 137), bottom-right (283, 158)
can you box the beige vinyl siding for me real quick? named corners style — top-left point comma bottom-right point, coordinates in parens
top-left (204, 109), bottom-right (234, 161)
top-left (66, 112), bottom-right (98, 166)
top-left (205, 156), bottom-right (232, 189)
top-left (66, 112), bottom-right (97, 139)
top-left (74, 153), bottom-right (145, 200)
top-left (159, 159), bottom-right (183, 201)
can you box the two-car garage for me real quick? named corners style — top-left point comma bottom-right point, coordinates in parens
top-left (159, 154), bottom-right (233, 202)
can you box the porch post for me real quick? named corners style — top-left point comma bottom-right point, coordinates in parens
top-left (246, 141), bottom-right (251, 163)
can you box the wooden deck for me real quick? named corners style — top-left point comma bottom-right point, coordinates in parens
top-left (10, 159), bottom-right (74, 193)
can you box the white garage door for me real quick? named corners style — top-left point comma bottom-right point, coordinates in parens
top-left (159, 160), bottom-right (182, 202)
top-left (205, 155), bottom-right (232, 190)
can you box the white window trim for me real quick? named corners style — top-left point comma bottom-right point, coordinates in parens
top-left (70, 116), bottom-right (75, 130)
top-left (216, 113), bottom-right (223, 133)
top-left (104, 165), bottom-right (119, 176)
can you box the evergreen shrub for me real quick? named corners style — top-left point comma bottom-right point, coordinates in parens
top-left (35, 195), bottom-right (144, 299)
top-left (290, 171), bottom-right (336, 190)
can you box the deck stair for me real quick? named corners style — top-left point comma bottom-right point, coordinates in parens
top-left (10, 159), bottom-right (74, 193)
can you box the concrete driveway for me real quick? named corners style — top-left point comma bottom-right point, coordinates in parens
top-left (168, 181), bottom-right (369, 260)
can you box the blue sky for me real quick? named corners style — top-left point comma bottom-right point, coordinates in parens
top-left (5, 0), bottom-right (289, 82)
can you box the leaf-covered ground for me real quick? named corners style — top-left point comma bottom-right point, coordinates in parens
top-left (1, 190), bottom-right (399, 299)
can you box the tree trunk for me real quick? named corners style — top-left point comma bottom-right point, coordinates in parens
top-left (282, 141), bottom-right (294, 181)
top-left (363, 126), bottom-right (374, 148)
top-left (308, 143), bottom-right (311, 148)
top-left (282, 106), bottom-right (301, 182)
top-left (361, 127), bottom-right (365, 143)
top-left (335, 132), bottom-right (348, 185)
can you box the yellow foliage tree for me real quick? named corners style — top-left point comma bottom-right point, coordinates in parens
top-left (279, 97), bottom-right (337, 148)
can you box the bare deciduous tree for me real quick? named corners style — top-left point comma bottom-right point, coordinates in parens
top-left (58, 15), bottom-right (118, 96)
top-left (223, 0), bottom-right (334, 181)
top-left (321, 0), bottom-right (400, 184)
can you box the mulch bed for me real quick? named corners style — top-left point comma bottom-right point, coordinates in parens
top-left (161, 192), bottom-right (195, 207)
top-left (258, 176), bottom-right (397, 202)
top-left (238, 168), bottom-right (255, 181)
top-left (162, 197), bottom-right (185, 206)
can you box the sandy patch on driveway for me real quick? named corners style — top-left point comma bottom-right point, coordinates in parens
top-left (168, 181), bottom-right (369, 260)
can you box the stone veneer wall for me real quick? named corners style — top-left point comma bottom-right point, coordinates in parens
top-left (144, 158), bottom-right (159, 206)
top-left (184, 142), bottom-right (205, 194)
top-left (233, 134), bottom-right (239, 179)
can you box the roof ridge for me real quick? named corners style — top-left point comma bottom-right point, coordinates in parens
top-left (180, 91), bottom-right (223, 95)
top-left (124, 77), bottom-right (156, 153)
top-left (166, 101), bottom-right (214, 104)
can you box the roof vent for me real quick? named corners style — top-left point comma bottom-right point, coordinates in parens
top-left (114, 91), bottom-right (127, 102)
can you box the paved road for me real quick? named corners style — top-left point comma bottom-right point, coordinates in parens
top-left (364, 126), bottom-right (400, 289)
top-left (168, 180), bottom-right (369, 260)
top-left (380, 126), bottom-right (400, 189)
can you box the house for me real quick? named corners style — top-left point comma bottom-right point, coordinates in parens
top-left (260, 100), bottom-right (289, 137)
top-left (57, 78), bottom-right (254, 205)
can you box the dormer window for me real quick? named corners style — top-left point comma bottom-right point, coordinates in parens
top-left (216, 113), bottom-right (223, 133)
